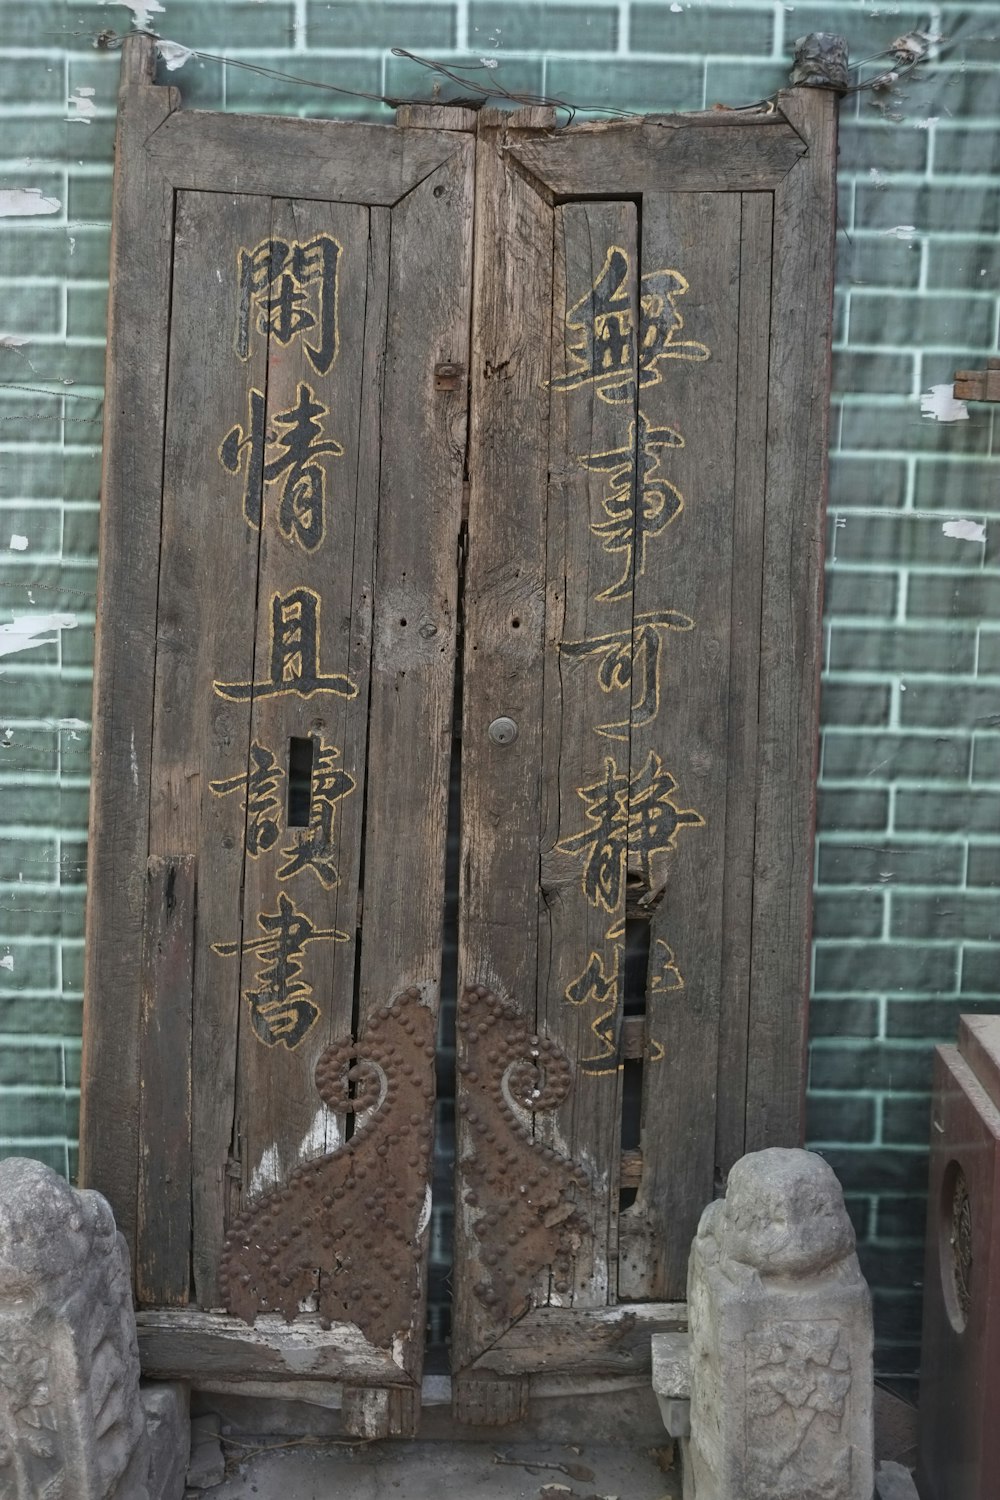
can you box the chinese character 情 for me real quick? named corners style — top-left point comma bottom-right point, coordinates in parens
top-left (219, 382), bottom-right (343, 551)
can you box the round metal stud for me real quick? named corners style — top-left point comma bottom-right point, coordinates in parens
top-left (487, 716), bottom-right (518, 746)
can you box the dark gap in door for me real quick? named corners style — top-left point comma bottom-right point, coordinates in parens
top-left (426, 530), bottom-right (465, 1370)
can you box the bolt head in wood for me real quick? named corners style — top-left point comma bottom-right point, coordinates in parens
top-left (488, 716), bottom-right (518, 746)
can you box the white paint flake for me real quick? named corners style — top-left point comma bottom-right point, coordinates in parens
top-left (130, 728), bottom-right (138, 792)
top-left (670, 3), bottom-right (683, 11)
top-left (0, 954), bottom-right (13, 973)
top-left (0, 613), bottom-right (77, 659)
top-left (250, 1142), bottom-right (281, 1199)
top-left (67, 86), bottom-right (97, 124)
top-left (156, 39), bottom-right (193, 70)
top-left (915, 116), bottom-right (939, 129)
top-left (108, 0), bottom-right (166, 26)
top-left (869, 167), bottom-right (887, 188)
top-left (921, 384), bottom-right (969, 423)
top-left (942, 518), bottom-right (986, 544)
top-left (879, 224), bottom-right (917, 239)
top-left (417, 1184), bottom-right (433, 1238)
top-left (0, 189), bottom-right (61, 218)
top-left (0, 335), bottom-right (28, 349)
top-left (8, 535), bottom-right (28, 552)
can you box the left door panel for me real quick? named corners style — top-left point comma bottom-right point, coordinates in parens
top-left (81, 36), bottom-right (474, 1406)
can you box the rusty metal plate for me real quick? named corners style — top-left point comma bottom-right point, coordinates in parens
top-left (219, 986), bottom-right (435, 1347)
top-left (457, 984), bottom-right (591, 1326)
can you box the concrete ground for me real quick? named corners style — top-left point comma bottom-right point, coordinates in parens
top-left (194, 1440), bottom-right (682, 1500)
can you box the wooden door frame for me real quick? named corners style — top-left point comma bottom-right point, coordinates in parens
top-left (81, 34), bottom-right (838, 1431)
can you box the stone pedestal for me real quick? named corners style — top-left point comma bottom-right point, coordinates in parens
top-left (0, 1158), bottom-right (151, 1498)
top-left (919, 1015), bottom-right (1000, 1500)
top-left (687, 1148), bottom-right (874, 1500)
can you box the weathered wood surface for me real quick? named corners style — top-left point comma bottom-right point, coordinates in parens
top-left (80, 33), bottom-right (179, 1258)
top-left (342, 1385), bottom-right (420, 1439)
top-left (745, 87), bottom-right (837, 1151)
top-left (145, 110), bottom-right (468, 207)
top-left (453, 1373), bottom-right (529, 1426)
top-left (537, 200), bottom-right (639, 1309)
top-left (619, 191), bottom-right (741, 1301)
top-left (136, 855), bottom-right (195, 1307)
top-left (453, 112), bottom-right (553, 1411)
top-left (135, 1309), bottom-right (408, 1383)
top-left (149, 188), bottom-right (268, 1308)
top-left (395, 103), bottom-right (478, 132)
top-left (355, 143), bottom-right (473, 1393)
top-left (714, 192), bottom-right (773, 1179)
top-left (231, 195), bottom-right (373, 1221)
top-left (471, 1302), bottom-right (686, 1376)
top-left (509, 118), bottom-right (806, 199)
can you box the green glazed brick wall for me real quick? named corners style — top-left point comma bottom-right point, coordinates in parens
top-left (2, 0), bottom-right (999, 1388)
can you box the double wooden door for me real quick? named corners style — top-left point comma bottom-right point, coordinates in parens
top-left (81, 35), bottom-right (837, 1435)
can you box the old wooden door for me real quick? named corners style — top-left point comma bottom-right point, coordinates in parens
top-left (81, 37), bottom-right (473, 1433)
top-left (82, 35), bottom-right (837, 1434)
top-left (452, 99), bottom-right (836, 1417)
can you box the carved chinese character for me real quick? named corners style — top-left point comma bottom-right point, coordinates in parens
top-left (237, 234), bottom-right (341, 375)
top-left (559, 608), bottom-right (694, 740)
top-left (277, 739), bottom-right (355, 888)
top-left (557, 751), bottom-right (704, 912)
top-left (213, 891), bottom-right (347, 1049)
top-left (219, 383), bottom-right (343, 551)
top-left (551, 246), bottom-right (709, 404)
top-left (214, 588), bottom-right (357, 703)
top-left (210, 740), bottom-right (284, 857)
top-left (580, 411), bottom-right (685, 601)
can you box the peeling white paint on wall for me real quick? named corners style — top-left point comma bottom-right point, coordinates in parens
top-left (156, 39), bottom-right (193, 70)
top-left (108, 0), bottom-right (166, 26)
top-left (0, 189), bottom-right (61, 218)
top-left (942, 519), bottom-right (986, 543)
top-left (879, 224), bottom-right (917, 240)
top-left (0, 335), bottom-right (28, 349)
top-left (8, 536), bottom-right (28, 552)
top-left (0, 613), bottom-right (78, 660)
top-left (67, 86), bottom-right (97, 124)
top-left (0, 954), bottom-right (13, 973)
top-left (921, 384), bottom-right (969, 423)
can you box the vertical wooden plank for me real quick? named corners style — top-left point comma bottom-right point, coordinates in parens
top-left (618, 192), bottom-right (741, 1300)
top-left (148, 189), bottom-right (271, 1309)
top-left (136, 855), bottom-right (195, 1306)
top-left (537, 205), bottom-right (639, 1309)
top-left (746, 88), bottom-right (837, 1150)
top-left (453, 111), bottom-right (553, 1391)
top-left (715, 192), bottom-right (774, 1180)
top-left (357, 140), bottom-right (474, 1383)
top-left (80, 35), bottom-right (179, 1255)
top-left (230, 198), bottom-right (373, 1218)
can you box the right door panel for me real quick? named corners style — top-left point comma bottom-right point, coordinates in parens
top-left (454, 95), bottom-right (837, 1402)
